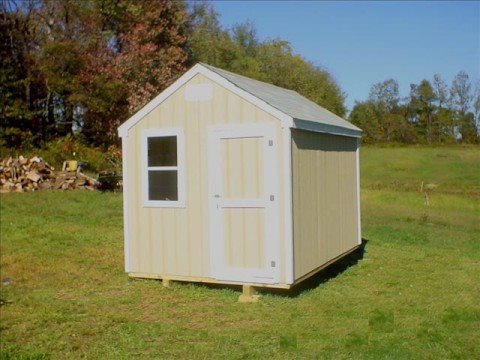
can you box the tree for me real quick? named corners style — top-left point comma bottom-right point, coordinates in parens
top-left (432, 74), bottom-right (449, 109)
top-left (349, 99), bottom-right (416, 144)
top-left (348, 101), bottom-right (383, 143)
top-left (368, 79), bottom-right (400, 112)
top-left (80, 0), bottom-right (189, 145)
top-left (112, 0), bottom-right (188, 113)
top-left (450, 71), bottom-right (475, 142)
top-left (0, 0), bottom-right (46, 147)
top-left (186, 2), bottom-right (242, 69)
top-left (450, 71), bottom-right (472, 115)
top-left (472, 80), bottom-right (480, 136)
top-left (363, 79), bottom-right (414, 142)
top-left (256, 40), bottom-right (346, 116)
top-left (431, 74), bottom-right (454, 142)
top-left (409, 80), bottom-right (436, 143)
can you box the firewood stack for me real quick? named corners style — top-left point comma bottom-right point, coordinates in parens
top-left (0, 156), bottom-right (97, 193)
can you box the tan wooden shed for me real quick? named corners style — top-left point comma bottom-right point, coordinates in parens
top-left (118, 63), bottom-right (362, 293)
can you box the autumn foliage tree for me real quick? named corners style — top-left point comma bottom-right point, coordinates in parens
top-left (1, 0), bottom-right (189, 147)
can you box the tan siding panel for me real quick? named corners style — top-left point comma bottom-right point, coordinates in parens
top-left (292, 130), bottom-right (359, 280)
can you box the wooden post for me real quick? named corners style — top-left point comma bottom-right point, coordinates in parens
top-left (238, 284), bottom-right (260, 303)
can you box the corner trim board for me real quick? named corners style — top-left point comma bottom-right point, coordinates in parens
top-left (356, 139), bottom-right (362, 245)
top-left (122, 135), bottom-right (131, 272)
top-left (283, 127), bottom-right (294, 284)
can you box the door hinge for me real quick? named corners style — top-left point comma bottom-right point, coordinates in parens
top-left (271, 261), bottom-right (276, 267)
top-left (270, 195), bottom-right (275, 201)
top-left (268, 140), bottom-right (273, 146)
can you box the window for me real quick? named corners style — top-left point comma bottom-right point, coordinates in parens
top-left (143, 128), bottom-right (185, 207)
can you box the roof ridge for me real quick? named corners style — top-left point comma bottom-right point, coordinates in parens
top-left (199, 62), bottom-right (360, 133)
top-left (199, 63), bottom-right (298, 95)
top-left (200, 63), bottom-right (355, 126)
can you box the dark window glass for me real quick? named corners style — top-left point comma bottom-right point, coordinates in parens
top-left (148, 136), bottom-right (177, 167)
top-left (148, 170), bottom-right (178, 201)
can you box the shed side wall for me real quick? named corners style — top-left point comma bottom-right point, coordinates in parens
top-left (125, 73), bottom-right (286, 284)
top-left (291, 130), bottom-right (359, 280)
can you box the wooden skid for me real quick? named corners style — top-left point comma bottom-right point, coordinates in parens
top-left (127, 272), bottom-right (291, 289)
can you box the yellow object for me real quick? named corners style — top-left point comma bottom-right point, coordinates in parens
top-left (62, 160), bottom-right (78, 172)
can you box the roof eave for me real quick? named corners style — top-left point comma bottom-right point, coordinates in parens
top-left (293, 119), bottom-right (362, 138)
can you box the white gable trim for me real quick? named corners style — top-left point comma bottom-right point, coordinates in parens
top-left (118, 64), bottom-right (294, 137)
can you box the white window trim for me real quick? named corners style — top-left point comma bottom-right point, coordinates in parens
top-left (142, 127), bottom-right (186, 208)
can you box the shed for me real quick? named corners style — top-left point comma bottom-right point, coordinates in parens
top-left (118, 63), bottom-right (362, 295)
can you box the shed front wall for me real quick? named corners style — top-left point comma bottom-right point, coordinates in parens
top-left (124, 74), bottom-right (287, 284)
top-left (291, 130), bottom-right (359, 280)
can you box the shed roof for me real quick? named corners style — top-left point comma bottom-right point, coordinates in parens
top-left (118, 63), bottom-right (362, 138)
top-left (200, 63), bottom-right (361, 137)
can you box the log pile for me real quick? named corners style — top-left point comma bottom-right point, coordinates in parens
top-left (0, 156), bottom-right (97, 193)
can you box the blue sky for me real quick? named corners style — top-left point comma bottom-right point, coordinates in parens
top-left (213, 1), bottom-right (480, 111)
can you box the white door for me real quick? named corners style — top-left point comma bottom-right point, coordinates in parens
top-left (208, 124), bottom-right (279, 284)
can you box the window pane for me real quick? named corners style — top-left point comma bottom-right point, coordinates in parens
top-left (148, 170), bottom-right (178, 201)
top-left (148, 136), bottom-right (177, 167)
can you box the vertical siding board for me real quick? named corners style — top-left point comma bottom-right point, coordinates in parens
top-left (188, 95), bottom-right (202, 276)
top-left (134, 121), bottom-right (149, 273)
top-left (316, 137), bottom-right (324, 265)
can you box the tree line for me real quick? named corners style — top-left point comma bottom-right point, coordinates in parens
top-left (1, 0), bottom-right (344, 149)
top-left (349, 73), bottom-right (480, 144)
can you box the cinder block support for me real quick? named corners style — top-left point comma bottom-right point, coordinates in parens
top-left (162, 278), bottom-right (172, 288)
top-left (238, 284), bottom-right (261, 303)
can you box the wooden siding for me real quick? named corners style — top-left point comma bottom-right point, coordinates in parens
top-left (125, 74), bottom-right (286, 284)
top-left (291, 130), bottom-right (359, 280)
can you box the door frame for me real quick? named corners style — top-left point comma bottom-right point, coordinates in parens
top-left (207, 123), bottom-right (279, 284)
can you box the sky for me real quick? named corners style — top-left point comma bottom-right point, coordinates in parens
top-left (213, 1), bottom-right (480, 111)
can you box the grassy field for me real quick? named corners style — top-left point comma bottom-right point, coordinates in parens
top-left (1, 146), bottom-right (479, 359)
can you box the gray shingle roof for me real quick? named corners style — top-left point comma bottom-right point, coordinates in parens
top-left (201, 63), bottom-right (361, 136)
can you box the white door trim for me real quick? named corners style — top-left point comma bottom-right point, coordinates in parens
top-left (208, 123), bottom-right (279, 284)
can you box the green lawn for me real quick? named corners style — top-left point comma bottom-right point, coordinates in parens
top-left (1, 146), bottom-right (479, 359)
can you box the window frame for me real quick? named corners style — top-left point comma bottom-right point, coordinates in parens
top-left (142, 127), bottom-right (186, 208)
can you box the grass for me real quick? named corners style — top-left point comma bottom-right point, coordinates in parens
top-left (1, 146), bottom-right (479, 359)
top-left (361, 145), bottom-right (480, 195)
